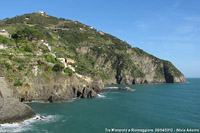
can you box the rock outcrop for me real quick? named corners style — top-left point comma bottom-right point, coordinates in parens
top-left (77, 47), bottom-right (186, 85)
top-left (0, 98), bottom-right (35, 124)
top-left (0, 77), bottom-right (35, 124)
top-left (10, 74), bottom-right (98, 102)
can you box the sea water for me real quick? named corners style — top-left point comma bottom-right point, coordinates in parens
top-left (1, 78), bottom-right (200, 133)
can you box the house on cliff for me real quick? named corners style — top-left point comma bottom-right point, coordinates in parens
top-left (66, 58), bottom-right (75, 64)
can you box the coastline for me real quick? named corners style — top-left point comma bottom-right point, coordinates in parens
top-left (0, 98), bottom-right (36, 124)
top-left (0, 81), bottom-right (188, 125)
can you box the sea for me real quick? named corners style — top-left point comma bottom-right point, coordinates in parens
top-left (0, 78), bottom-right (200, 133)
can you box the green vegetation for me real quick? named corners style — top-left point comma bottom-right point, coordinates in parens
top-left (24, 45), bottom-right (33, 52)
top-left (12, 27), bottom-right (44, 42)
top-left (17, 64), bottom-right (24, 70)
top-left (45, 65), bottom-right (53, 73)
top-left (0, 35), bottom-right (15, 46)
top-left (52, 64), bottom-right (64, 72)
top-left (45, 55), bottom-right (56, 63)
top-left (163, 61), bottom-right (183, 77)
top-left (64, 68), bottom-right (74, 76)
top-left (25, 83), bottom-right (30, 87)
top-left (14, 58), bottom-right (25, 63)
top-left (14, 82), bottom-right (23, 86)
top-left (154, 63), bottom-right (165, 79)
top-left (0, 12), bottom-right (184, 86)
top-left (5, 13), bottom-right (63, 26)
top-left (2, 62), bottom-right (14, 71)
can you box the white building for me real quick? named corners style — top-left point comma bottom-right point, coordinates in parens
top-left (43, 43), bottom-right (51, 51)
top-left (58, 58), bottom-right (67, 68)
top-left (0, 29), bottom-right (10, 38)
top-left (39, 11), bottom-right (45, 14)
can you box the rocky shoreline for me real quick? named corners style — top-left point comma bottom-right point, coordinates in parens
top-left (0, 98), bottom-right (35, 124)
top-left (0, 74), bottom-right (182, 124)
top-left (0, 83), bottom-right (134, 124)
top-left (0, 77), bottom-right (35, 124)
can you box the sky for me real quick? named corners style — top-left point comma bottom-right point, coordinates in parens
top-left (0, 0), bottom-right (199, 78)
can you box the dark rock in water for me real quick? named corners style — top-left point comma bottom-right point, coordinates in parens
top-left (0, 98), bottom-right (35, 124)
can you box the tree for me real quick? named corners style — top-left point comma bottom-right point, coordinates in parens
top-left (24, 45), bottom-right (32, 52)
top-left (64, 68), bottom-right (74, 76)
top-left (52, 64), bottom-right (64, 72)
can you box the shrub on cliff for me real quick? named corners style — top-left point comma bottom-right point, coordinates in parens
top-left (12, 27), bottom-right (44, 42)
top-left (52, 64), bottom-right (64, 72)
top-left (24, 45), bottom-right (33, 52)
top-left (14, 82), bottom-right (23, 86)
top-left (17, 64), bottom-right (24, 70)
top-left (64, 68), bottom-right (74, 76)
top-left (45, 55), bottom-right (56, 63)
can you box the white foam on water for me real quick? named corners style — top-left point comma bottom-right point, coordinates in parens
top-left (97, 93), bottom-right (106, 98)
top-left (0, 114), bottom-right (60, 133)
top-left (67, 98), bottom-right (76, 102)
top-left (106, 87), bottom-right (119, 89)
top-left (23, 100), bottom-right (47, 104)
top-left (111, 92), bottom-right (120, 94)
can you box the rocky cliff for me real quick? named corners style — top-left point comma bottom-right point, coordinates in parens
top-left (0, 77), bottom-right (35, 124)
top-left (12, 74), bottom-right (98, 102)
top-left (0, 98), bottom-right (35, 124)
top-left (0, 12), bottom-right (186, 102)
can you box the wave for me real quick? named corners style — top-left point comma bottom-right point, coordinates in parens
top-left (111, 92), bottom-right (120, 94)
top-left (97, 94), bottom-right (106, 98)
top-left (58, 98), bottom-right (77, 103)
top-left (23, 100), bottom-right (47, 104)
top-left (0, 114), bottom-right (60, 133)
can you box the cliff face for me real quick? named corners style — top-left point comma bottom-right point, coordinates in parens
top-left (0, 12), bottom-right (186, 102)
top-left (114, 49), bottom-right (186, 84)
top-left (11, 74), bottom-right (98, 102)
top-left (76, 46), bottom-right (186, 85)
top-left (0, 77), bottom-right (35, 124)
top-left (0, 98), bottom-right (35, 124)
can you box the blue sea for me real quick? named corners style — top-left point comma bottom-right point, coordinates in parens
top-left (1, 78), bottom-right (200, 133)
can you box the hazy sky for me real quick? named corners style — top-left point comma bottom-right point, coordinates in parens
top-left (1, 0), bottom-right (199, 78)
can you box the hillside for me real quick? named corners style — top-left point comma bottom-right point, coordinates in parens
top-left (0, 12), bottom-right (186, 101)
